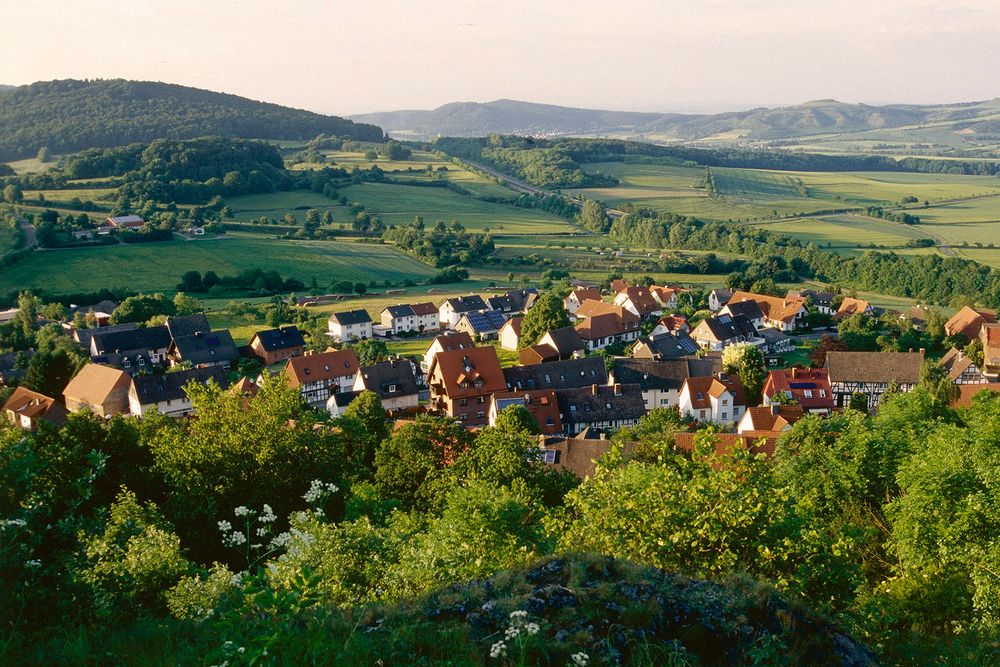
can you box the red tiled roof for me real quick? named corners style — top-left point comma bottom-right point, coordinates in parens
top-left (729, 290), bottom-right (805, 324)
top-left (428, 346), bottom-right (506, 399)
top-left (683, 373), bottom-right (747, 409)
top-left (491, 389), bottom-right (562, 435)
top-left (952, 383), bottom-right (1000, 408)
top-left (740, 405), bottom-right (805, 433)
top-left (284, 349), bottom-right (359, 387)
top-left (575, 312), bottom-right (640, 340)
top-left (674, 431), bottom-right (777, 458)
top-left (763, 368), bottom-right (835, 411)
top-left (945, 306), bottom-right (996, 341)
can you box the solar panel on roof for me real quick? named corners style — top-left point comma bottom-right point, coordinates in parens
top-left (788, 382), bottom-right (817, 389)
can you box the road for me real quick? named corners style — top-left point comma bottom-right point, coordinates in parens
top-left (20, 220), bottom-right (35, 248)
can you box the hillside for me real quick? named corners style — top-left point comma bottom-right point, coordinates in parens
top-left (0, 79), bottom-right (385, 160)
top-left (354, 97), bottom-right (1000, 144)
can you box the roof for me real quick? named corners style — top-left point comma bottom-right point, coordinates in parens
top-left (328, 390), bottom-right (362, 409)
top-left (428, 346), bottom-right (506, 398)
top-left (691, 314), bottom-right (758, 343)
top-left (610, 279), bottom-right (629, 293)
top-left (722, 300), bottom-right (764, 322)
top-left (442, 295), bottom-right (488, 313)
top-left (74, 322), bottom-right (137, 349)
top-left (575, 299), bottom-right (636, 322)
top-left (632, 331), bottom-right (700, 360)
top-left (618, 286), bottom-right (661, 315)
top-left (165, 314), bottom-right (210, 339)
top-left (328, 309), bottom-right (372, 326)
top-left (519, 344), bottom-right (559, 365)
top-left (740, 405), bottom-right (805, 433)
top-left (3, 386), bottom-right (68, 426)
top-left (170, 330), bottom-right (239, 365)
top-left (575, 312), bottom-right (640, 341)
top-left (91, 325), bottom-right (171, 355)
top-left (487, 294), bottom-right (519, 313)
top-left (940, 347), bottom-right (981, 382)
top-left (655, 315), bottom-right (688, 332)
top-left (728, 290), bottom-right (805, 324)
top-left (541, 435), bottom-right (614, 479)
top-left (763, 368), bottom-right (834, 410)
top-left (490, 389), bottom-right (562, 435)
top-left (429, 331), bottom-right (475, 353)
top-left (759, 327), bottom-right (789, 346)
top-left (63, 363), bottom-right (131, 405)
top-left (683, 373), bottom-right (747, 409)
top-left (131, 366), bottom-right (229, 405)
top-left (982, 324), bottom-right (1000, 368)
top-left (673, 432), bottom-right (776, 459)
top-left (541, 326), bottom-right (585, 355)
top-left (504, 356), bottom-right (608, 391)
top-left (384, 304), bottom-right (414, 319)
top-left (789, 290), bottom-right (835, 307)
top-left (106, 215), bottom-right (144, 227)
top-left (250, 326), bottom-right (306, 351)
top-left (284, 349), bottom-right (360, 387)
top-left (356, 359), bottom-right (419, 399)
top-left (710, 288), bottom-right (734, 305)
top-left (73, 300), bottom-right (119, 316)
top-left (945, 306), bottom-right (996, 341)
top-left (834, 297), bottom-right (871, 320)
top-left (556, 383), bottom-right (646, 426)
top-left (825, 351), bottom-right (924, 384)
top-left (953, 383), bottom-right (1000, 409)
top-left (650, 286), bottom-right (677, 305)
top-left (457, 309), bottom-right (508, 334)
top-left (230, 376), bottom-right (260, 397)
top-left (566, 287), bottom-right (601, 304)
top-left (499, 316), bottom-right (523, 337)
top-left (411, 302), bottom-right (438, 316)
top-left (612, 357), bottom-right (721, 391)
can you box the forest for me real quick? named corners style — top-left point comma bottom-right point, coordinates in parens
top-left (0, 79), bottom-right (385, 161)
top-left (2, 372), bottom-right (998, 664)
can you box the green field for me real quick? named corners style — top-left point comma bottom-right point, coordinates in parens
top-left (225, 191), bottom-right (354, 224)
top-left (25, 187), bottom-right (117, 203)
top-left (0, 233), bottom-right (436, 295)
top-left (754, 215), bottom-right (935, 254)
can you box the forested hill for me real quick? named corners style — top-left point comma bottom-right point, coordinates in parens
top-left (355, 97), bottom-right (1000, 142)
top-left (0, 79), bottom-right (385, 160)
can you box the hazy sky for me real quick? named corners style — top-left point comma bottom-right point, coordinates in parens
top-left (3, 1), bottom-right (1000, 116)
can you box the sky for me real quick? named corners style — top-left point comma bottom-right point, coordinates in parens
top-left (3, 0), bottom-right (1000, 116)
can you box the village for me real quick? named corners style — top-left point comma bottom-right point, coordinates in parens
top-left (5, 278), bottom-right (996, 479)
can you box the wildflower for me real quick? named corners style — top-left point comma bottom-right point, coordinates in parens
top-left (257, 527), bottom-right (269, 537)
top-left (270, 532), bottom-right (292, 549)
top-left (217, 520), bottom-right (232, 532)
top-left (25, 559), bottom-right (42, 568)
top-left (509, 610), bottom-right (528, 621)
top-left (505, 626), bottom-right (520, 639)
top-left (525, 622), bottom-right (540, 636)
top-left (260, 504), bottom-right (276, 523)
top-left (233, 506), bottom-right (250, 517)
top-left (490, 641), bottom-right (507, 658)
top-left (571, 652), bottom-right (589, 666)
top-left (230, 573), bottom-right (243, 586)
top-left (237, 647), bottom-right (246, 654)
top-left (2, 518), bottom-right (27, 529)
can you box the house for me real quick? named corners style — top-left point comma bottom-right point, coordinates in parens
top-left (790, 290), bottom-right (836, 315)
top-left (63, 364), bottom-right (132, 417)
top-left (536, 327), bottom-right (586, 360)
top-left (944, 306), bottom-right (997, 342)
top-left (90, 325), bottom-right (172, 374)
top-left (952, 383), bottom-right (1000, 409)
top-left (353, 359), bottom-right (420, 412)
top-left (759, 327), bottom-right (792, 355)
top-left (610, 357), bottom-right (721, 411)
top-left (825, 350), bottom-right (924, 410)
top-left (71, 299), bottom-right (119, 327)
top-left (519, 344), bottom-right (561, 366)
top-left (630, 330), bottom-right (701, 361)
top-left (737, 404), bottom-right (805, 435)
top-left (168, 330), bottom-right (239, 369)
top-left (486, 292), bottom-right (526, 317)
top-left (438, 295), bottom-right (489, 329)
top-left (453, 309), bottom-right (509, 341)
top-left (73, 322), bottom-right (137, 350)
top-left (610, 279), bottom-right (628, 293)
top-left (901, 305), bottom-right (932, 330)
top-left (284, 349), bottom-right (360, 408)
top-left (104, 214), bottom-right (145, 231)
top-left (379, 303), bottom-right (438, 335)
top-left (230, 376), bottom-right (260, 398)
top-left (555, 383), bottom-right (646, 436)
top-left (427, 346), bottom-right (506, 426)
top-left (834, 297), bottom-right (873, 320)
top-left (326, 390), bottom-right (362, 418)
top-left (128, 366), bottom-right (229, 418)
top-left (718, 300), bottom-right (765, 330)
top-left (613, 286), bottom-right (662, 319)
top-left (3, 387), bottom-right (68, 431)
top-left (327, 310), bottom-right (373, 343)
top-left (940, 347), bottom-right (989, 385)
top-left (725, 291), bottom-right (807, 331)
top-left (165, 314), bottom-right (210, 339)
top-left (538, 430), bottom-right (614, 479)
top-left (248, 326), bottom-right (305, 365)
top-left (689, 314), bottom-right (762, 352)
top-left (678, 373), bottom-right (747, 424)
top-left (422, 331), bottom-right (476, 373)
top-left (650, 286), bottom-right (679, 311)
top-left (651, 315), bottom-right (689, 336)
top-left (488, 389), bottom-right (562, 435)
top-left (574, 312), bottom-right (641, 351)
top-left (980, 324), bottom-right (1000, 377)
top-left (574, 299), bottom-right (633, 321)
top-left (564, 287), bottom-right (601, 316)
top-left (504, 356), bottom-right (608, 392)
top-left (708, 289), bottom-right (734, 312)
top-left (762, 367), bottom-right (835, 413)
top-left (498, 317), bottom-right (523, 351)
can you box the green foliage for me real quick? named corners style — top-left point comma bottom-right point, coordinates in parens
top-left (492, 404), bottom-right (541, 435)
top-left (576, 199), bottom-right (609, 232)
top-left (518, 291), bottom-right (570, 349)
top-left (350, 338), bottom-right (389, 366)
top-left (110, 293), bottom-right (176, 324)
top-left (721, 342), bottom-right (765, 405)
top-left (382, 219), bottom-right (494, 267)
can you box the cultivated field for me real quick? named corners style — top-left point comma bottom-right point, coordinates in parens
top-left (753, 215), bottom-right (936, 254)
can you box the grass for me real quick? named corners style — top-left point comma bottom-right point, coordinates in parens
top-left (0, 233), bottom-right (436, 295)
top-left (225, 191), bottom-right (353, 225)
top-left (24, 187), bottom-right (117, 202)
top-left (0, 222), bottom-right (21, 254)
top-left (753, 214), bottom-right (935, 254)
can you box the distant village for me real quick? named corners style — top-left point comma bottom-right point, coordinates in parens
top-left (4, 280), bottom-right (997, 479)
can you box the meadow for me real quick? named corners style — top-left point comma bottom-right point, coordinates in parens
top-left (0, 233), bottom-right (436, 295)
top-left (753, 214), bottom-right (936, 254)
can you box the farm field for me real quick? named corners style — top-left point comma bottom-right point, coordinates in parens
top-left (753, 215), bottom-right (936, 255)
top-left (24, 187), bottom-right (117, 203)
top-left (224, 191), bottom-right (354, 225)
top-left (0, 233), bottom-right (436, 295)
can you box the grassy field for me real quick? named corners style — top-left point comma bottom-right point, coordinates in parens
top-left (24, 187), bottom-right (117, 203)
top-left (0, 233), bottom-right (436, 295)
top-left (753, 214), bottom-right (936, 254)
top-left (225, 191), bottom-right (354, 225)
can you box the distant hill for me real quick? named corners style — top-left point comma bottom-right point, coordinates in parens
top-left (353, 97), bottom-right (1000, 144)
top-left (0, 79), bottom-right (385, 161)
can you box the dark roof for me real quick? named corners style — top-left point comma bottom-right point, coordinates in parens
top-left (329, 390), bottom-right (362, 409)
top-left (543, 326), bottom-right (586, 355)
top-left (73, 299), bottom-right (119, 316)
top-left (91, 325), bottom-right (171, 355)
top-left (131, 366), bottom-right (229, 404)
top-left (385, 304), bottom-right (415, 319)
top-left (170, 330), bottom-right (239, 365)
top-left (458, 309), bottom-right (508, 333)
top-left (711, 288), bottom-right (734, 304)
top-left (486, 294), bottom-right (519, 313)
top-left (165, 314), bottom-right (210, 339)
top-left (443, 295), bottom-right (488, 313)
top-left (825, 351), bottom-right (924, 384)
top-left (556, 383), bottom-right (646, 426)
top-left (504, 356), bottom-right (608, 391)
top-left (329, 309), bottom-right (372, 326)
top-left (356, 359), bottom-right (419, 399)
top-left (633, 331), bottom-right (700, 360)
top-left (613, 357), bottom-right (721, 391)
top-left (74, 322), bottom-right (137, 349)
top-left (695, 314), bottom-right (758, 342)
top-left (541, 435), bottom-right (615, 479)
top-left (759, 328), bottom-right (789, 345)
top-left (723, 300), bottom-right (764, 322)
top-left (251, 326), bottom-right (306, 351)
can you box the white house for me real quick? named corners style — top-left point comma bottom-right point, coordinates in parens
top-left (352, 359), bottom-right (420, 413)
top-left (127, 367), bottom-right (228, 418)
top-left (438, 295), bottom-right (489, 329)
top-left (328, 309), bottom-right (373, 343)
top-left (498, 317), bottom-right (523, 351)
top-left (379, 302), bottom-right (439, 335)
top-left (678, 373), bottom-right (747, 424)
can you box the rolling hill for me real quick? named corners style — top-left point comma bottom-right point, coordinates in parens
top-left (353, 97), bottom-right (1000, 145)
top-left (0, 79), bottom-right (385, 161)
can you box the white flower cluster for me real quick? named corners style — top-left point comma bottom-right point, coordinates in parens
top-left (1, 518), bottom-right (28, 529)
top-left (303, 480), bottom-right (338, 504)
top-left (489, 640), bottom-right (507, 659)
top-left (570, 652), bottom-right (589, 666)
top-left (490, 610), bottom-right (540, 660)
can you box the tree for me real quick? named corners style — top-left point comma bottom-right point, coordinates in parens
top-left (110, 294), bottom-right (176, 324)
top-left (15, 291), bottom-right (39, 339)
top-left (809, 334), bottom-right (848, 367)
top-left (172, 292), bottom-right (203, 316)
top-left (351, 338), bottom-right (388, 366)
top-left (848, 393), bottom-right (869, 413)
top-left (576, 200), bottom-right (608, 232)
top-left (36, 146), bottom-right (52, 163)
top-left (518, 292), bottom-right (570, 349)
top-left (340, 390), bottom-right (389, 474)
top-left (492, 404), bottom-right (541, 435)
top-left (919, 360), bottom-right (959, 407)
top-left (721, 342), bottom-right (765, 405)
top-left (354, 282), bottom-right (367, 296)
top-left (177, 271), bottom-right (203, 292)
top-left (3, 183), bottom-right (23, 203)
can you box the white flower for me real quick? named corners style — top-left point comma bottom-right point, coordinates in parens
top-left (489, 641), bottom-right (507, 658)
top-left (25, 559), bottom-right (41, 568)
top-left (525, 622), bottom-right (540, 636)
top-left (571, 652), bottom-right (589, 666)
top-left (237, 647), bottom-right (245, 654)
top-left (233, 506), bottom-right (250, 517)
top-left (217, 520), bottom-right (232, 532)
top-left (2, 518), bottom-right (27, 529)
top-left (257, 527), bottom-right (269, 537)
top-left (505, 626), bottom-right (520, 639)
top-left (509, 610), bottom-right (528, 622)
top-left (260, 504), bottom-right (276, 523)
top-left (270, 532), bottom-right (292, 549)
top-left (229, 573), bottom-right (243, 586)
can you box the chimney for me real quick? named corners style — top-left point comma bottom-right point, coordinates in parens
top-left (592, 384), bottom-right (599, 395)
top-left (791, 367), bottom-right (798, 379)
top-left (614, 383), bottom-right (622, 396)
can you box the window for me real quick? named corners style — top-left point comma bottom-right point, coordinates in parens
top-left (819, 390), bottom-right (827, 398)
top-left (803, 390), bottom-right (813, 398)
top-left (388, 384), bottom-right (397, 393)
top-left (460, 381), bottom-right (470, 389)
top-left (476, 396), bottom-right (485, 404)
top-left (543, 374), bottom-right (551, 384)
top-left (699, 409), bottom-right (706, 418)
top-left (474, 379), bottom-right (483, 388)
top-left (722, 399), bottom-right (728, 406)
top-left (459, 398), bottom-right (468, 407)
top-left (459, 413), bottom-right (468, 421)
top-left (123, 359), bottom-right (131, 368)
top-left (721, 412), bottom-right (727, 420)
top-left (476, 411), bottom-right (486, 418)
top-left (542, 450), bottom-right (557, 464)
top-left (605, 402), bottom-right (611, 409)
top-left (696, 392), bottom-right (703, 401)
top-left (545, 417), bottom-right (554, 425)
top-left (137, 357), bottom-right (145, 367)
top-left (569, 405), bottom-right (577, 412)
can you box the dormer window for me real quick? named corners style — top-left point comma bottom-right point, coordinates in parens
top-left (123, 359), bottom-right (131, 368)
top-left (324, 365), bottom-right (330, 371)
top-left (460, 381), bottom-right (470, 389)
top-left (543, 374), bottom-right (551, 384)
top-left (803, 390), bottom-right (813, 398)
top-left (388, 384), bottom-right (397, 393)
top-left (474, 379), bottom-right (483, 388)
top-left (137, 357), bottom-right (145, 366)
